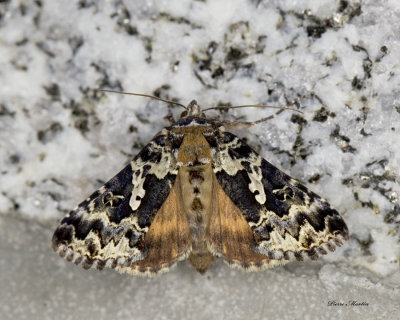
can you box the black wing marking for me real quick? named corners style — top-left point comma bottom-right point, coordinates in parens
top-left (52, 131), bottom-right (181, 271)
top-left (208, 131), bottom-right (349, 262)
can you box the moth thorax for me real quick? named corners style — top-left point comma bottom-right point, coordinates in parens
top-left (176, 131), bottom-right (212, 165)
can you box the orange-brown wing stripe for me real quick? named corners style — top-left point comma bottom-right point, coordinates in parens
top-left (128, 175), bottom-right (191, 274)
top-left (208, 174), bottom-right (271, 269)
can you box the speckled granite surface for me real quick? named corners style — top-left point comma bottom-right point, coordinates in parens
top-left (0, 1), bottom-right (399, 319)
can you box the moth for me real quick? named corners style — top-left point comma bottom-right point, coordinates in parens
top-left (52, 97), bottom-right (349, 276)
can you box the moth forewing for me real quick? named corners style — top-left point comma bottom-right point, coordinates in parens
top-left (118, 174), bottom-right (191, 276)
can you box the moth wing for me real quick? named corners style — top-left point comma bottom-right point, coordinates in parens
top-left (207, 174), bottom-right (284, 270)
top-left (52, 132), bottom-right (191, 275)
top-left (207, 131), bottom-right (349, 267)
top-left (119, 173), bottom-right (191, 275)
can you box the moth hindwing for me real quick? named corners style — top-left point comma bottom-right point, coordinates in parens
top-left (52, 99), bottom-right (349, 276)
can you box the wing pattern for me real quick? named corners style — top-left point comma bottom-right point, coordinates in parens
top-left (207, 131), bottom-right (349, 265)
top-left (52, 131), bottom-right (184, 273)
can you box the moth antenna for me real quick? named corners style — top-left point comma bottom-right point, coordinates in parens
top-left (204, 104), bottom-right (302, 113)
top-left (219, 115), bottom-right (276, 128)
top-left (204, 94), bottom-right (308, 113)
top-left (216, 94), bottom-right (309, 128)
top-left (222, 114), bottom-right (281, 128)
top-left (100, 89), bottom-right (188, 110)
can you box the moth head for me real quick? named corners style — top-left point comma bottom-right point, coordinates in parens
top-left (180, 100), bottom-right (206, 118)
